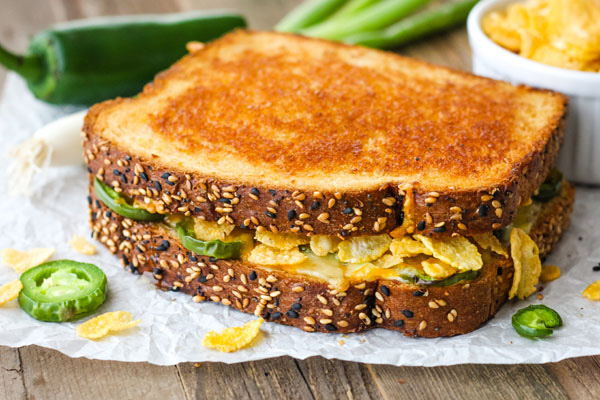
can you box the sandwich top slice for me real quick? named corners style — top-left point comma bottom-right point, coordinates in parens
top-left (84, 30), bottom-right (567, 238)
top-left (83, 30), bottom-right (574, 337)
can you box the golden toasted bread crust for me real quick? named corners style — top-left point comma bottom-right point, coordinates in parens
top-left (83, 30), bottom-right (567, 237)
top-left (88, 180), bottom-right (574, 337)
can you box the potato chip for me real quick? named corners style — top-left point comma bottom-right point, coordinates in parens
top-left (470, 233), bottom-right (508, 258)
top-left (193, 219), bottom-right (235, 241)
top-left (224, 231), bottom-right (254, 261)
top-left (421, 258), bottom-right (458, 279)
top-left (309, 235), bottom-right (340, 256)
top-left (202, 318), bottom-right (264, 352)
top-left (540, 265), bottom-right (561, 282)
top-left (414, 235), bottom-right (482, 271)
top-left (390, 237), bottom-right (432, 258)
top-left (1, 247), bottom-right (55, 273)
top-left (76, 311), bottom-right (141, 340)
top-left (509, 228), bottom-right (542, 300)
top-left (337, 234), bottom-right (391, 264)
top-left (69, 235), bottom-right (97, 255)
top-left (583, 281), bottom-right (600, 301)
top-left (248, 244), bottom-right (307, 266)
top-left (254, 230), bottom-right (309, 250)
top-left (0, 280), bottom-right (23, 306)
top-left (371, 254), bottom-right (404, 269)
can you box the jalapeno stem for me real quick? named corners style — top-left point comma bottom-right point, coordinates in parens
top-left (0, 43), bottom-right (43, 82)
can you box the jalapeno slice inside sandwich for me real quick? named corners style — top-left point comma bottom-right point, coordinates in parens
top-left (512, 305), bottom-right (563, 338)
top-left (19, 260), bottom-right (107, 322)
top-left (94, 178), bottom-right (164, 221)
top-left (176, 224), bottom-right (242, 260)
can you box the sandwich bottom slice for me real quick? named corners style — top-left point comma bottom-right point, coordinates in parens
top-left (89, 179), bottom-right (574, 338)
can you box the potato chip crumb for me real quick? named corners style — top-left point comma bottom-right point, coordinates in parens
top-left (202, 318), bottom-right (264, 352)
top-left (76, 311), bottom-right (141, 340)
top-left (540, 265), bottom-right (561, 282)
top-left (583, 281), bottom-right (600, 301)
top-left (339, 339), bottom-right (344, 346)
top-left (69, 235), bottom-right (97, 255)
top-left (1, 248), bottom-right (54, 273)
top-left (0, 280), bottom-right (23, 306)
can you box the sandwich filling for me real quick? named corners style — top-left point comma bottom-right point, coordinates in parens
top-left (93, 170), bottom-right (563, 297)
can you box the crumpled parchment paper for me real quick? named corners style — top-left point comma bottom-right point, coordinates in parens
top-left (1, 73), bottom-right (599, 366)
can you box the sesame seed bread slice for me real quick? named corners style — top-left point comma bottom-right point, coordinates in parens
top-left (88, 179), bottom-right (574, 337)
top-left (83, 30), bottom-right (567, 238)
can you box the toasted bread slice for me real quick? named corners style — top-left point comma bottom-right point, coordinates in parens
top-left (83, 30), bottom-right (567, 238)
top-left (88, 180), bottom-right (574, 337)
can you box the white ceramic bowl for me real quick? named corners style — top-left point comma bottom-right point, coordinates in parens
top-left (467, 0), bottom-right (600, 185)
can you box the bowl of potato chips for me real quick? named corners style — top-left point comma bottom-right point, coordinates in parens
top-left (467, 0), bottom-right (600, 185)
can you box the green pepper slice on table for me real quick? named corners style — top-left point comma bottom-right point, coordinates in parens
top-left (176, 224), bottom-right (242, 260)
top-left (94, 178), bottom-right (164, 222)
top-left (19, 260), bottom-right (107, 322)
top-left (512, 304), bottom-right (563, 338)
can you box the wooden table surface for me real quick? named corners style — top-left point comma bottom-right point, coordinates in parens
top-left (1, 1), bottom-right (599, 399)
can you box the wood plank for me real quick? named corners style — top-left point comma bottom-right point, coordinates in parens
top-left (296, 357), bottom-right (381, 400)
top-left (546, 356), bottom-right (600, 399)
top-left (366, 363), bottom-right (569, 400)
top-left (0, 347), bottom-right (25, 400)
top-left (18, 345), bottom-right (185, 400)
top-left (177, 356), bottom-right (315, 399)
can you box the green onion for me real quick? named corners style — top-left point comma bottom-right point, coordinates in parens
top-left (343, 0), bottom-right (479, 49)
top-left (275, 0), bottom-right (348, 33)
top-left (301, 0), bottom-right (430, 40)
top-left (327, 0), bottom-right (382, 21)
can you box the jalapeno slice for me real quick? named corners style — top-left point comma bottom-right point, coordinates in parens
top-left (94, 178), bottom-right (164, 221)
top-left (512, 304), bottom-right (563, 339)
top-left (19, 260), bottom-right (107, 322)
top-left (533, 169), bottom-right (563, 202)
top-left (176, 224), bottom-right (242, 260)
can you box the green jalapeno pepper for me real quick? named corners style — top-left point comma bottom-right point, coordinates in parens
top-left (19, 260), bottom-right (107, 322)
top-left (512, 304), bottom-right (563, 338)
top-left (176, 224), bottom-right (242, 260)
top-left (533, 169), bottom-right (563, 202)
top-left (0, 12), bottom-right (246, 105)
top-left (94, 178), bottom-right (164, 222)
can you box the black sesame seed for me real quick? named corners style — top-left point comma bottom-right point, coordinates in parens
top-left (129, 265), bottom-right (139, 274)
top-left (287, 209), bottom-right (297, 221)
top-left (310, 201), bottom-right (321, 210)
top-left (249, 271), bottom-right (257, 280)
top-left (265, 211), bottom-right (276, 219)
top-left (113, 169), bottom-right (121, 176)
top-left (198, 275), bottom-right (207, 283)
top-left (415, 157), bottom-right (420, 161)
top-left (189, 255), bottom-right (198, 262)
top-left (251, 187), bottom-right (260, 196)
top-left (413, 290), bottom-right (425, 297)
top-left (95, 200), bottom-right (101, 208)
top-left (286, 310), bottom-right (299, 319)
top-left (497, 267), bottom-right (503, 276)
top-left (402, 310), bottom-right (414, 318)
top-left (161, 172), bottom-right (171, 179)
top-left (87, 167), bottom-right (92, 173)
top-left (398, 210), bottom-right (404, 226)
top-left (269, 189), bottom-right (277, 196)
top-left (122, 255), bottom-right (129, 265)
top-left (153, 181), bottom-right (162, 191)
top-left (147, 165), bottom-right (152, 170)
top-left (105, 210), bottom-right (112, 218)
top-left (593, 266), bottom-right (600, 272)
top-left (271, 312), bottom-right (282, 320)
top-left (136, 245), bottom-right (145, 253)
top-left (325, 324), bottom-right (337, 332)
top-left (417, 221), bottom-right (426, 231)
top-left (433, 226), bottom-right (446, 233)
top-left (218, 198), bottom-right (231, 204)
top-left (477, 204), bottom-right (489, 217)
top-left (153, 267), bottom-right (163, 275)
top-left (91, 212), bottom-right (97, 222)
top-left (170, 286), bottom-right (181, 292)
top-left (165, 179), bottom-right (175, 186)
top-left (341, 230), bottom-right (349, 237)
top-left (140, 172), bottom-right (148, 181)
top-left (125, 155), bottom-right (132, 161)
top-left (394, 320), bottom-right (405, 327)
top-left (380, 285), bottom-right (390, 296)
top-left (125, 167), bottom-right (130, 173)
top-left (291, 302), bottom-right (302, 311)
top-left (342, 207), bottom-right (353, 214)
top-left (194, 207), bottom-right (202, 213)
top-left (87, 196), bottom-right (92, 205)
top-left (120, 175), bottom-right (128, 184)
